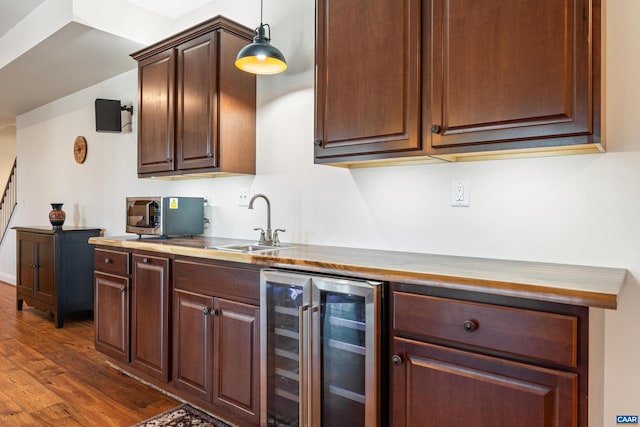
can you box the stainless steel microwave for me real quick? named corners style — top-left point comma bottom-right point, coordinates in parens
top-left (126, 196), bottom-right (204, 238)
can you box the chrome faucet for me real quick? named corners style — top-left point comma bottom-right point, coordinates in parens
top-left (249, 193), bottom-right (273, 245)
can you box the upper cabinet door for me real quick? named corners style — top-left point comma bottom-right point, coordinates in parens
top-left (315, 0), bottom-right (423, 163)
top-left (428, 0), bottom-right (599, 154)
top-left (176, 32), bottom-right (218, 171)
top-left (137, 49), bottom-right (176, 174)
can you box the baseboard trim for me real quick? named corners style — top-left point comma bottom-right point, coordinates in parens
top-left (0, 273), bottom-right (16, 285)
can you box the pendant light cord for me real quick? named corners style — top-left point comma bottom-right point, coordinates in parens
top-left (260, 0), bottom-right (264, 26)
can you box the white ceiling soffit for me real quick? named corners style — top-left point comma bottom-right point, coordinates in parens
top-left (0, 0), bottom-right (223, 130)
top-left (0, 0), bottom-right (47, 37)
top-left (0, 22), bottom-right (143, 129)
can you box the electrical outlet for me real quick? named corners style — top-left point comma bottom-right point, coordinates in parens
top-left (451, 181), bottom-right (470, 207)
top-left (238, 189), bottom-right (250, 207)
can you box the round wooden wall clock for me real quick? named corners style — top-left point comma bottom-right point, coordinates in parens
top-left (74, 136), bottom-right (87, 164)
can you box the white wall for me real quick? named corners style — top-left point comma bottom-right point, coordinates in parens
top-left (1, 0), bottom-right (638, 423)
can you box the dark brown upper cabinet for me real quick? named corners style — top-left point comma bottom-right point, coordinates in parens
top-left (132, 16), bottom-right (256, 178)
top-left (314, 0), bottom-right (602, 166)
top-left (315, 0), bottom-right (425, 165)
top-left (427, 0), bottom-right (601, 159)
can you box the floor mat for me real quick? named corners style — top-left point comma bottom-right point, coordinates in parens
top-left (131, 403), bottom-right (235, 427)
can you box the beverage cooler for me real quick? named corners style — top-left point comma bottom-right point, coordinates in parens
top-left (260, 270), bottom-right (383, 427)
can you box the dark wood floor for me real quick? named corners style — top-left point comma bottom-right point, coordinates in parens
top-left (0, 281), bottom-right (178, 426)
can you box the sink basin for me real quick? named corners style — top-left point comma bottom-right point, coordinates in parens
top-left (209, 243), bottom-right (294, 253)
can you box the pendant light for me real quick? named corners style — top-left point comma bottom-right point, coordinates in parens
top-left (235, 0), bottom-right (287, 75)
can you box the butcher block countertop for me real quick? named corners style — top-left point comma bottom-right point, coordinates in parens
top-left (89, 235), bottom-right (627, 310)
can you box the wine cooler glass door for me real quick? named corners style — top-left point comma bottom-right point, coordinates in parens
top-left (311, 278), bottom-right (381, 427)
top-left (261, 270), bottom-right (312, 427)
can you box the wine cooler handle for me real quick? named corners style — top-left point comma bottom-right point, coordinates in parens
top-left (310, 305), bottom-right (321, 426)
top-left (299, 304), bottom-right (311, 427)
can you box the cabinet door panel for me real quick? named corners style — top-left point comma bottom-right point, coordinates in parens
top-left (217, 30), bottom-right (256, 175)
top-left (95, 273), bottom-right (130, 363)
top-left (176, 32), bottom-right (218, 171)
top-left (315, 0), bottom-right (422, 161)
top-left (391, 338), bottom-right (577, 427)
top-left (34, 234), bottom-right (55, 305)
top-left (173, 290), bottom-right (214, 402)
top-left (138, 50), bottom-right (176, 174)
top-left (213, 298), bottom-right (260, 422)
top-left (429, 0), bottom-right (595, 151)
top-left (131, 254), bottom-right (170, 381)
top-left (16, 232), bottom-right (35, 297)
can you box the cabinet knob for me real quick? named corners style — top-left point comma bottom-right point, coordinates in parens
top-left (203, 307), bottom-right (209, 315)
top-left (463, 319), bottom-right (478, 332)
top-left (166, 157), bottom-right (172, 163)
top-left (209, 308), bottom-right (217, 316)
top-left (314, 139), bottom-right (322, 147)
top-left (104, 258), bottom-right (111, 264)
top-left (120, 286), bottom-right (125, 293)
top-left (142, 258), bottom-right (149, 264)
top-left (430, 124), bottom-right (442, 134)
top-left (391, 354), bottom-right (403, 365)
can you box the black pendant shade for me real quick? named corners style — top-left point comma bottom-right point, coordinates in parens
top-left (235, 1), bottom-right (287, 75)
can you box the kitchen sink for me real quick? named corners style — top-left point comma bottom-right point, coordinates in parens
top-left (208, 243), bottom-right (295, 253)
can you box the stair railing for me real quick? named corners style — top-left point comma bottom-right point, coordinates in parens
top-left (0, 158), bottom-right (17, 243)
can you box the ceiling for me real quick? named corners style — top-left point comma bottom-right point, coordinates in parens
top-left (0, 0), bottom-right (215, 130)
top-left (0, 0), bottom-right (47, 38)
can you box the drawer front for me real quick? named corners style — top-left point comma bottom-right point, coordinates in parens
top-left (393, 291), bottom-right (578, 367)
top-left (94, 248), bottom-right (130, 276)
top-left (174, 259), bottom-right (259, 301)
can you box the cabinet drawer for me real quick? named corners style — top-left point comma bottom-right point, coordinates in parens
top-left (94, 249), bottom-right (130, 276)
top-left (393, 291), bottom-right (578, 367)
top-left (174, 259), bottom-right (259, 301)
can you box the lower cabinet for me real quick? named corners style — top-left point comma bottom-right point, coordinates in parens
top-left (94, 248), bottom-right (131, 362)
top-left (173, 290), bottom-right (214, 401)
top-left (95, 249), bottom-right (170, 379)
top-left (173, 259), bottom-right (261, 425)
top-left (173, 290), bottom-right (260, 419)
top-left (391, 338), bottom-right (577, 426)
top-left (16, 232), bottom-right (55, 308)
top-left (92, 246), bottom-right (597, 427)
top-left (131, 253), bottom-right (170, 382)
top-left (16, 227), bottom-right (101, 328)
top-left (212, 297), bottom-right (260, 416)
top-left (93, 248), bottom-right (261, 426)
top-left (390, 285), bottom-right (588, 427)
top-left (95, 272), bottom-right (130, 362)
